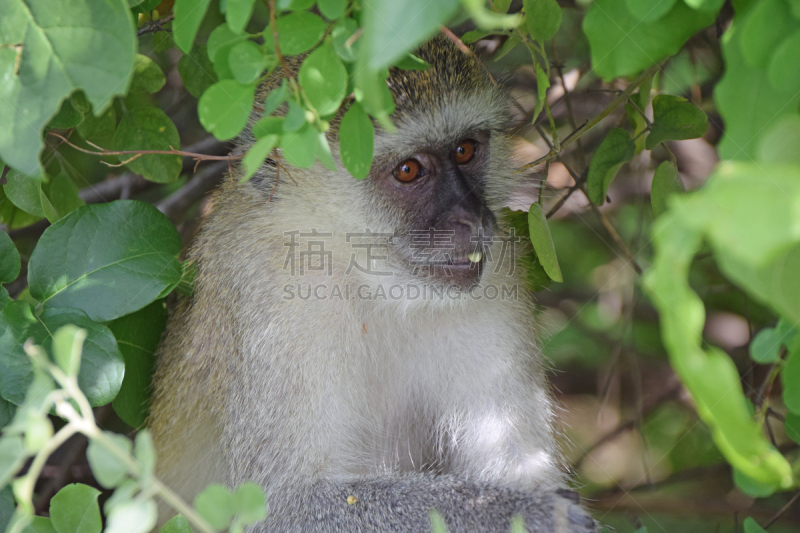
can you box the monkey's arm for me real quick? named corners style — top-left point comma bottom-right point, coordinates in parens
top-left (263, 475), bottom-right (596, 533)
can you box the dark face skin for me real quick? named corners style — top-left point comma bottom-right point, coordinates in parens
top-left (374, 130), bottom-right (498, 291)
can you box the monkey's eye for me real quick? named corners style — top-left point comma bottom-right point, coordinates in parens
top-left (393, 159), bottom-right (421, 182)
top-left (454, 139), bottom-right (476, 164)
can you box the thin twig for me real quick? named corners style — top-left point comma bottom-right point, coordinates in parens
top-left (515, 63), bottom-right (663, 174)
top-left (763, 491), bottom-right (800, 528)
top-left (136, 13), bottom-right (175, 37)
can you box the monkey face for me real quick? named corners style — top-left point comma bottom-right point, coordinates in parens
top-left (368, 129), bottom-right (499, 291)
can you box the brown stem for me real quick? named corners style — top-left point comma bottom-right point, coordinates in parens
top-left (516, 63), bottom-right (663, 174)
top-left (47, 132), bottom-right (240, 161)
top-left (269, 0), bottom-right (294, 82)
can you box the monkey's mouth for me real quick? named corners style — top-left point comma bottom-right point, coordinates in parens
top-left (446, 253), bottom-right (484, 269)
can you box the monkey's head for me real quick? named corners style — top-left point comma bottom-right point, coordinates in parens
top-left (246, 35), bottom-right (519, 292)
top-left (359, 35), bottom-right (516, 291)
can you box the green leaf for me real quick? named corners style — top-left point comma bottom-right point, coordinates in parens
top-left (0, 231), bottom-right (20, 284)
top-left (644, 198), bottom-right (794, 492)
top-left (316, 132), bottom-right (337, 171)
top-left (494, 0), bottom-right (512, 13)
top-left (586, 128), bottom-right (635, 205)
top-left (339, 102), bottom-right (374, 179)
top-left (160, 515), bottom-right (192, 533)
top-left (734, 468), bottom-right (775, 497)
top-left (583, 0), bottom-right (717, 80)
top-left (460, 30), bottom-right (494, 44)
top-left (48, 97), bottom-right (86, 130)
top-left (46, 174), bottom-right (85, 222)
top-left (527, 203), bottom-right (562, 283)
top-left (232, 482), bottom-right (267, 524)
top-left (5, 171), bottom-right (85, 224)
top-left (645, 95), bottom-right (708, 149)
top-left (715, 13), bottom-right (800, 160)
top-left (23, 410), bottom-right (53, 453)
top-left (757, 114), bottom-right (800, 164)
top-left (650, 160), bottom-right (684, 218)
top-left (105, 499), bottom-right (157, 533)
top-left (263, 81), bottom-right (289, 116)
top-left (742, 517), bottom-right (768, 533)
top-left (198, 80), bottom-right (257, 141)
top-left (0, 436), bottom-right (26, 489)
top-left (767, 31), bottom-right (800, 92)
top-left (275, 12), bottom-right (328, 55)
top-left (494, 32), bottom-right (521, 61)
top-left (624, 0), bottom-right (677, 22)
top-left (462, 0), bottom-right (521, 29)
top-left (1, 487), bottom-right (14, 533)
top-left (134, 430), bottom-right (156, 475)
top-left (0, 398), bottom-right (14, 427)
top-left (394, 54), bottom-right (431, 71)
top-left (28, 200), bottom-right (182, 322)
top-left (52, 324), bottom-right (86, 377)
top-left (739, 0), bottom-right (794, 68)
top-left (679, 162), bottom-right (800, 269)
top-left (332, 18), bottom-right (359, 63)
top-left (22, 516), bottom-right (56, 533)
top-left (533, 66), bottom-right (549, 121)
top-left (281, 125), bottom-right (318, 168)
top-left (299, 42), bottom-right (348, 116)
top-left (0, 187), bottom-right (42, 230)
top-left (749, 328), bottom-right (782, 364)
top-left (228, 41), bottom-right (267, 85)
top-left (786, 411), bottom-right (800, 444)
top-left (283, 100), bottom-right (307, 132)
top-left (783, 345), bottom-right (800, 413)
top-left (77, 106), bottom-right (116, 141)
top-left (0, 305), bottom-right (124, 406)
top-left (112, 107), bottom-right (182, 183)
top-left (50, 484), bottom-right (102, 533)
top-left (360, 0), bottom-right (459, 70)
top-left (195, 485), bottom-right (234, 530)
top-left (0, 0), bottom-right (136, 177)
top-left (684, 0), bottom-right (725, 9)
top-left (130, 55), bottom-right (166, 94)
top-left (86, 434), bottom-right (132, 489)
top-left (173, 0), bottom-right (212, 53)
top-left (109, 301), bottom-right (168, 428)
top-left (178, 45), bottom-right (218, 99)
top-left (226, 0), bottom-right (256, 34)
top-left (4, 170), bottom-right (48, 218)
top-left (523, 0), bottom-right (562, 41)
top-left (354, 67), bottom-right (395, 130)
top-left (318, 0), bottom-right (346, 19)
top-left (252, 117), bottom-right (284, 138)
top-left (717, 244), bottom-right (800, 328)
top-left (242, 135), bottom-right (279, 182)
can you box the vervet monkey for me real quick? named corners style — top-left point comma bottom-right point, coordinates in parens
top-left (149, 35), bottom-right (596, 532)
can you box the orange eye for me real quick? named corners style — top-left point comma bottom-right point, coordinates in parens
top-left (455, 139), bottom-right (476, 164)
top-left (393, 159), bottom-right (420, 182)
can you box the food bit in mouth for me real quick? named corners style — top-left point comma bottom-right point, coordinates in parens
top-left (468, 252), bottom-right (482, 263)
